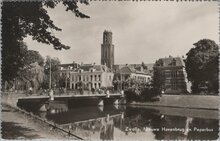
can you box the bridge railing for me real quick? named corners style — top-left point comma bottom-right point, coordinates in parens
top-left (2, 89), bottom-right (124, 98)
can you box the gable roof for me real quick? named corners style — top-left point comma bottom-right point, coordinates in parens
top-left (76, 64), bottom-right (111, 72)
top-left (155, 56), bottom-right (184, 67)
top-left (120, 66), bottom-right (135, 73)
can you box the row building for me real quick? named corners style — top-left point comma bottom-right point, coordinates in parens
top-left (58, 30), bottom-right (153, 91)
top-left (69, 64), bottom-right (114, 90)
top-left (58, 30), bottom-right (191, 94)
top-left (153, 56), bottom-right (191, 94)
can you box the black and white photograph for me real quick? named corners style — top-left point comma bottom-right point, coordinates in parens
top-left (1, 0), bottom-right (219, 140)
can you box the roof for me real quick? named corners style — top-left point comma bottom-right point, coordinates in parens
top-left (115, 65), bottom-right (151, 75)
top-left (114, 63), bottom-right (154, 75)
top-left (114, 63), bottom-right (154, 69)
top-left (75, 64), bottom-right (111, 72)
top-left (58, 63), bottom-right (79, 67)
top-left (154, 56), bottom-right (184, 67)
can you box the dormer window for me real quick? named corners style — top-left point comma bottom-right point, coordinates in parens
top-left (172, 59), bottom-right (176, 66)
top-left (90, 68), bottom-right (95, 72)
top-left (79, 69), bottom-right (84, 73)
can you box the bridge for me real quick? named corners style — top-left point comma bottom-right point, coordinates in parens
top-left (18, 93), bottom-right (123, 100)
top-left (17, 93), bottom-right (126, 111)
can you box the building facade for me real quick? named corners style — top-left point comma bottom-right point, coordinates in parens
top-left (114, 65), bottom-right (152, 90)
top-left (153, 56), bottom-right (191, 94)
top-left (69, 64), bottom-right (114, 90)
top-left (101, 30), bottom-right (114, 71)
top-left (58, 61), bottom-right (80, 88)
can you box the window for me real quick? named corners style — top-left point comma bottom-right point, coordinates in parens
top-left (98, 75), bottom-right (101, 81)
top-left (95, 75), bottom-right (97, 81)
top-left (91, 75), bottom-right (93, 81)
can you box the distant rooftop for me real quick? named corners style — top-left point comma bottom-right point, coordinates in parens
top-left (155, 56), bottom-right (185, 67)
top-left (75, 64), bottom-right (111, 73)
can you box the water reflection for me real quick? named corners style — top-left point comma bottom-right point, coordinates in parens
top-left (20, 102), bottom-right (219, 140)
top-left (100, 115), bottom-right (114, 140)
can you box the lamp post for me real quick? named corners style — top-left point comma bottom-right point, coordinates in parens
top-left (120, 70), bottom-right (122, 91)
top-left (49, 57), bottom-right (52, 90)
top-left (65, 74), bottom-right (67, 90)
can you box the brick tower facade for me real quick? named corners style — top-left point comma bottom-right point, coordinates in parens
top-left (101, 30), bottom-right (114, 71)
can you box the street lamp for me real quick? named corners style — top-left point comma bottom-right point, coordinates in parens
top-left (119, 70), bottom-right (125, 95)
top-left (45, 57), bottom-right (52, 90)
top-left (49, 57), bottom-right (52, 90)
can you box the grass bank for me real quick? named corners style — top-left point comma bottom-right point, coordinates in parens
top-left (130, 95), bottom-right (219, 110)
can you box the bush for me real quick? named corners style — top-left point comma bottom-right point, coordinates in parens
top-left (125, 88), bottom-right (141, 102)
top-left (140, 88), bottom-right (161, 102)
top-left (125, 87), bottom-right (161, 102)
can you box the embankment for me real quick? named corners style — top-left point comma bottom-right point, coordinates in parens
top-left (130, 95), bottom-right (219, 110)
top-left (1, 93), bottom-right (83, 140)
top-left (1, 93), bottom-right (24, 108)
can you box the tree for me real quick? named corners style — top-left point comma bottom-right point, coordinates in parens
top-left (185, 39), bottom-right (219, 94)
top-left (2, 1), bottom-right (89, 84)
top-left (203, 56), bottom-right (218, 93)
top-left (12, 47), bottom-right (45, 92)
top-left (141, 62), bottom-right (148, 70)
top-left (2, 41), bottom-right (28, 86)
top-left (24, 50), bottom-right (44, 67)
top-left (152, 67), bottom-right (163, 93)
top-left (42, 56), bottom-right (61, 89)
top-left (124, 78), bottom-right (159, 102)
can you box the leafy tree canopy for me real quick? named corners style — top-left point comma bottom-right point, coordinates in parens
top-left (185, 39), bottom-right (219, 93)
top-left (25, 50), bottom-right (44, 67)
top-left (2, 1), bottom-right (89, 83)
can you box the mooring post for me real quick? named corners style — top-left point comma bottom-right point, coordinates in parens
top-left (121, 90), bottom-right (124, 97)
top-left (49, 89), bottom-right (54, 101)
top-left (106, 90), bottom-right (110, 98)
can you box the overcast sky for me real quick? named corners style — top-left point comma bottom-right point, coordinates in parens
top-left (24, 1), bottom-right (218, 64)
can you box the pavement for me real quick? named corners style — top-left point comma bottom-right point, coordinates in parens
top-left (1, 104), bottom-right (69, 140)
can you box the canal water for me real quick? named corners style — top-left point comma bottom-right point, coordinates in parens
top-left (19, 101), bottom-right (219, 140)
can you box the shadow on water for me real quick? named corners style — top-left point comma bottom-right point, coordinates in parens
top-left (2, 122), bottom-right (41, 139)
top-left (18, 100), bottom-right (219, 140)
top-left (122, 106), bottom-right (219, 140)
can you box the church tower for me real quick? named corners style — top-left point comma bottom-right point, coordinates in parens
top-left (101, 30), bottom-right (114, 70)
